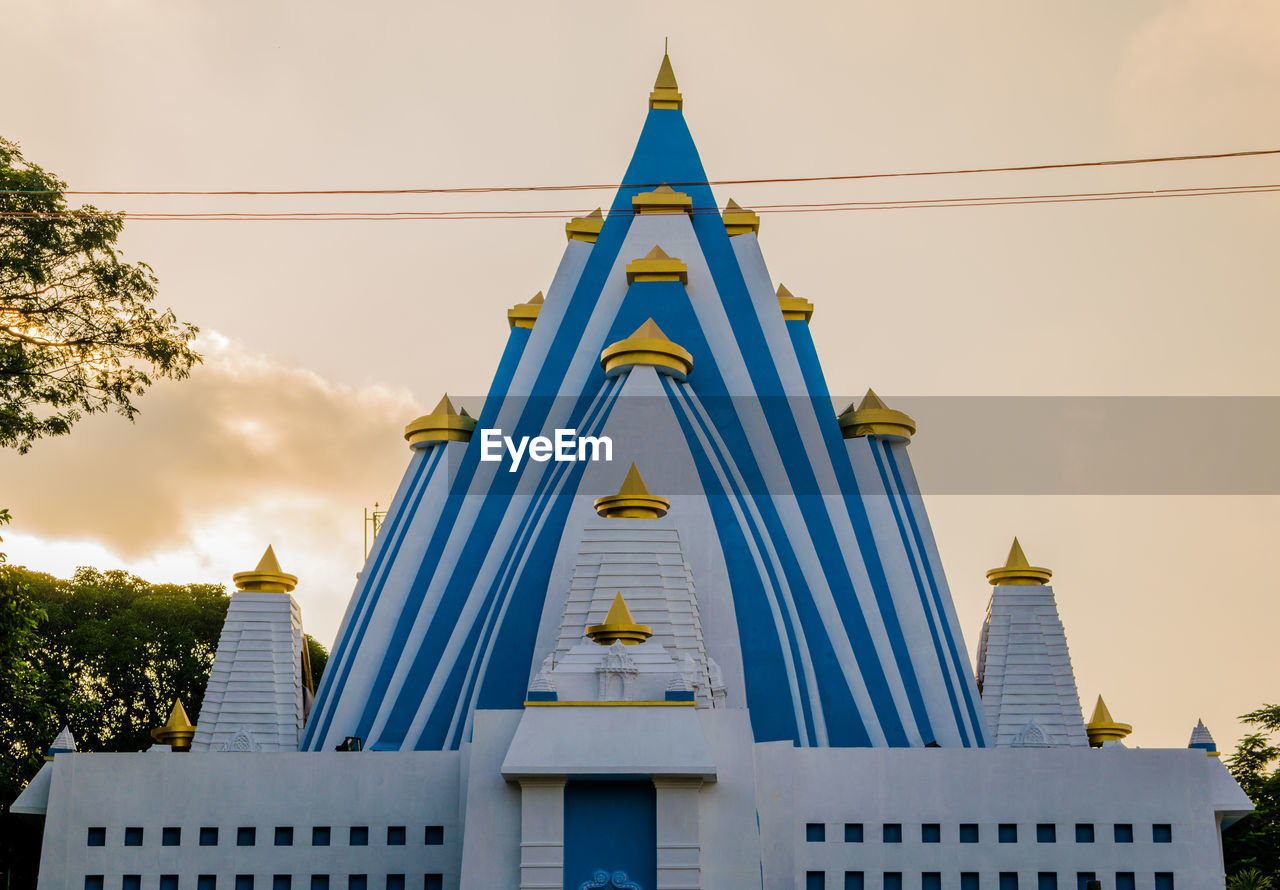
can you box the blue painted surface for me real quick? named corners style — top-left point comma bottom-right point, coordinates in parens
top-left (564, 781), bottom-right (656, 890)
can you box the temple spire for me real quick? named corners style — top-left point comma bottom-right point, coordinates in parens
top-left (986, 538), bottom-right (1053, 586)
top-left (649, 53), bottom-right (683, 110)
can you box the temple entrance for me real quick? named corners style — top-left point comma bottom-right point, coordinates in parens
top-left (563, 780), bottom-right (657, 890)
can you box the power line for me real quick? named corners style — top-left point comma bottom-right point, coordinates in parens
top-left (1, 182), bottom-right (1276, 222)
top-left (2, 148), bottom-right (1278, 197)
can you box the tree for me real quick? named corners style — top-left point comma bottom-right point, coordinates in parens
top-left (1, 137), bottom-right (199, 453)
top-left (1225, 703), bottom-right (1280, 881)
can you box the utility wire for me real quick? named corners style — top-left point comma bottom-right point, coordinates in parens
top-left (1, 183), bottom-right (1276, 221)
top-left (2, 148), bottom-right (1278, 197)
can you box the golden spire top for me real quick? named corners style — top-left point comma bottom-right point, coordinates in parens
top-left (723, 198), bottom-right (761, 236)
top-left (508, 291), bottom-right (544, 329)
top-left (405, 392), bottom-right (477, 448)
top-left (151, 699), bottom-right (196, 751)
top-left (233, 545), bottom-right (298, 593)
top-left (566, 208), bottom-right (605, 243)
top-left (1085, 695), bottom-right (1133, 747)
top-left (594, 462), bottom-right (672, 519)
top-left (777, 284), bottom-right (814, 323)
top-left (649, 54), bottom-right (683, 110)
top-left (633, 183), bottom-right (693, 215)
top-left (838, 388), bottom-right (916, 442)
top-left (625, 245), bottom-right (689, 285)
top-left (985, 537), bottom-right (1053, 586)
top-left (600, 317), bottom-right (693, 380)
top-left (586, 592), bottom-right (654, 645)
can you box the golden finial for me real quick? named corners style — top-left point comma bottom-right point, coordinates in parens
top-left (625, 245), bottom-right (688, 285)
top-left (586, 592), bottom-right (654, 645)
top-left (723, 198), bottom-right (761, 236)
top-left (632, 184), bottom-right (693, 215)
top-left (838, 389), bottom-right (916, 441)
top-left (233, 545), bottom-right (298, 593)
top-left (985, 538), bottom-right (1053, 586)
top-left (566, 208), bottom-right (605, 243)
top-left (593, 463), bottom-right (672, 519)
top-left (600, 318), bottom-right (693, 380)
top-left (507, 291), bottom-right (544, 330)
top-left (151, 699), bottom-right (196, 751)
top-left (404, 393), bottom-right (477, 448)
top-left (649, 53), bottom-right (683, 110)
top-left (777, 284), bottom-right (814, 323)
top-left (1086, 695), bottom-right (1133, 747)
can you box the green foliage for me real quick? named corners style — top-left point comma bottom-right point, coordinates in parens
top-left (0, 566), bottom-right (229, 803)
top-left (1, 137), bottom-right (199, 453)
top-left (1226, 704), bottom-right (1280, 881)
top-left (306, 633), bottom-right (329, 688)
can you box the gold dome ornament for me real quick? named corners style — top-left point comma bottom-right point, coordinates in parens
top-left (723, 199), bottom-right (760, 237)
top-left (648, 53), bottom-right (683, 110)
top-left (600, 318), bottom-right (693, 380)
top-left (593, 463), bottom-right (671, 519)
top-left (233, 545), bottom-right (298, 593)
top-left (151, 699), bottom-right (196, 751)
top-left (625, 246), bottom-right (688, 285)
top-left (566, 208), bottom-right (604, 243)
top-left (586, 592), bottom-right (653, 645)
top-left (404, 394), bottom-right (476, 448)
top-left (776, 284), bottom-right (814, 323)
top-left (507, 292), bottom-right (543, 330)
top-left (1086, 695), bottom-right (1133, 747)
top-left (838, 389), bottom-right (916, 442)
top-left (985, 538), bottom-right (1053, 587)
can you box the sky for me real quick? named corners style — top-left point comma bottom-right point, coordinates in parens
top-left (3, 0), bottom-right (1278, 753)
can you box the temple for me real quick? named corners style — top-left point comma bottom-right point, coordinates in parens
top-left (15, 53), bottom-right (1252, 890)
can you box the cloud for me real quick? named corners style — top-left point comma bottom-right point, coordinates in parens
top-left (2, 332), bottom-right (423, 560)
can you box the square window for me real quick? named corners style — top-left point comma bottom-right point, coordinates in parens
top-left (924, 874), bottom-right (941, 890)
top-left (844, 873), bottom-right (864, 890)
top-left (310, 880), bottom-right (329, 890)
top-left (200, 827), bottom-right (219, 846)
top-left (1074, 823), bottom-right (1094, 843)
top-left (163, 827), bottom-right (181, 847)
top-left (348, 878), bottom-right (367, 890)
top-left (87, 827), bottom-right (106, 846)
top-left (386, 878), bottom-right (405, 890)
top-left (313, 827), bottom-right (331, 846)
top-left (161, 878), bottom-right (179, 890)
top-left (1075, 875), bottom-right (1096, 890)
top-left (273, 878), bottom-right (291, 890)
top-left (1036, 824), bottom-right (1056, 843)
top-left (960, 823), bottom-right (979, 843)
top-left (272, 827), bottom-right (292, 846)
top-left (198, 879), bottom-right (216, 890)
top-left (85, 878), bottom-right (104, 890)
top-left (424, 826), bottom-right (444, 846)
top-left (884, 874), bottom-right (902, 890)
top-left (961, 877), bottom-right (979, 890)
top-left (1114, 823), bottom-right (1134, 843)
top-left (806, 823), bottom-right (826, 842)
top-left (921, 824), bottom-right (941, 843)
top-left (999, 875), bottom-right (1018, 890)
top-left (423, 878), bottom-right (442, 890)
top-left (1038, 875), bottom-right (1057, 890)
top-left (844, 823), bottom-right (863, 843)
top-left (238, 827), bottom-right (256, 847)
top-left (123, 877), bottom-right (141, 890)
top-left (235, 878), bottom-right (253, 890)
top-left (806, 873), bottom-right (824, 890)
top-left (1153, 824), bottom-right (1173, 843)
top-left (387, 826), bottom-right (406, 846)
top-left (1155, 875), bottom-right (1174, 890)
top-left (1116, 876), bottom-right (1135, 890)
top-left (882, 824), bottom-right (902, 843)
top-left (998, 824), bottom-right (1018, 843)
top-left (124, 827), bottom-right (143, 847)
top-left (349, 826), bottom-right (369, 846)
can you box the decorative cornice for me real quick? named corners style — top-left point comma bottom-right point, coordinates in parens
top-left (593, 463), bottom-right (671, 519)
top-left (777, 284), bottom-right (814, 322)
top-left (625, 246), bottom-right (688, 285)
top-left (404, 394), bottom-right (476, 448)
top-left (632, 184), bottom-right (693, 215)
top-left (838, 389), bottom-right (916, 441)
top-left (566, 208), bottom-right (604, 243)
top-left (233, 545), bottom-right (297, 593)
top-left (723, 198), bottom-right (760, 236)
top-left (986, 538), bottom-right (1053, 586)
top-left (507, 291), bottom-right (543, 330)
top-left (600, 318), bottom-right (693, 380)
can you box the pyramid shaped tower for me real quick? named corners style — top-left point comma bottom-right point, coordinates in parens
top-left (303, 54), bottom-right (987, 752)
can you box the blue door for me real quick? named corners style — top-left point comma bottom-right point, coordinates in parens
top-left (563, 781), bottom-right (657, 890)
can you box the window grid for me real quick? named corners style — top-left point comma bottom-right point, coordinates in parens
top-left (85, 878), bottom-right (104, 890)
top-left (843, 872), bottom-right (864, 890)
top-left (424, 826), bottom-right (444, 846)
top-left (1114, 823), bottom-right (1134, 843)
top-left (1153, 824), bottom-right (1173, 843)
top-left (198, 878), bottom-right (216, 890)
top-left (923, 873), bottom-right (941, 890)
top-left (313, 827), bottom-right (331, 846)
top-left (350, 827), bottom-right (369, 846)
top-left (122, 877), bottom-right (141, 890)
top-left (883, 873), bottom-right (902, 890)
top-left (160, 877), bottom-right (179, 890)
top-left (805, 872), bottom-right (824, 890)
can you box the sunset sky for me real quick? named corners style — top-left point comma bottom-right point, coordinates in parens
top-left (3, 0), bottom-right (1278, 753)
